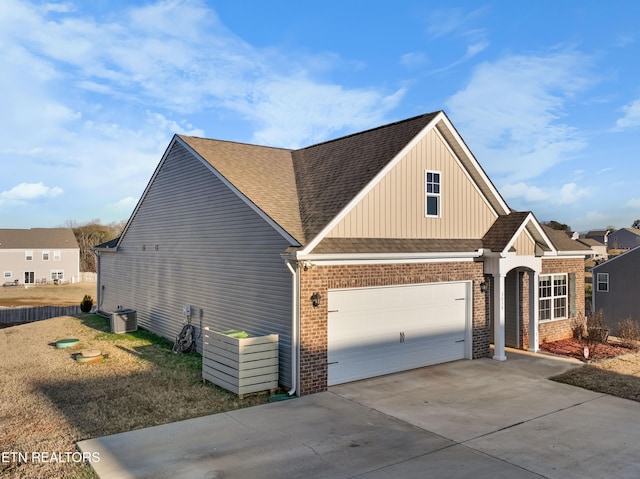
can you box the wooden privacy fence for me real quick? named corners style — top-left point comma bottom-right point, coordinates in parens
top-left (0, 306), bottom-right (81, 326)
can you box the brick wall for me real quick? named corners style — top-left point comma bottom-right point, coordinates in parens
top-left (538, 258), bottom-right (585, 344)
top-left (298, 261), bottom-right (488, 395)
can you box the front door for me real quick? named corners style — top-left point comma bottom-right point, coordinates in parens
top-left (24, 271), bottom-right (35, 284)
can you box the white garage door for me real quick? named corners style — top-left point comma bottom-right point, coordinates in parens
top-left (328, 281), bottom-right (469, 386)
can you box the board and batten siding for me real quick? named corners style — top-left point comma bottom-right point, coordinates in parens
top-left (327, 129), bottom-right (497, 239)
top-left (99, 142), bottom-right (294, 387)
top-left (513, 230), bottom-right (535, 256)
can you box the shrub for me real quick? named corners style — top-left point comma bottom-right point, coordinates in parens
top-left (570, 314), bottom-right (586, 339)
top-left (614, 318), bottom-right (640, 349)
top-left (80, 294), bottom-right (94, 313)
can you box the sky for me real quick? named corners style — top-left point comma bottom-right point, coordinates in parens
top-left (2, 0), bottom-right (640, 233)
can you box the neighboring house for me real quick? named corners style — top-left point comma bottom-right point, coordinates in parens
top-left (95, 111), bottom-right (588, 396)
top-left (592, 246), bottom-right (640, 329)
top-left (585, 230), bottom-right (609, 246)
top-left (607, 228), bottom-right (640, 250)
top-left (0, 228), bottom-right (80, 285)
top-left (572, 233), bottom-right (608, 261)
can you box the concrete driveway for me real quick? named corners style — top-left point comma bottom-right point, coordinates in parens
top-left (78, 350), bottom-right (640, 478)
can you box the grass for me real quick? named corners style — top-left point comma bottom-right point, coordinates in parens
top-left (552, 348), bottom-right (640, 402)
top-left (0, 314), bottom-right (270, 479)
top-left (0, 282), bottom-right (97, 307)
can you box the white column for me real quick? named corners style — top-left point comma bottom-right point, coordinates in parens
top-left (493, 273), bottom-right (507, 361)
top-left (528, 270), bottom-right (540, 352)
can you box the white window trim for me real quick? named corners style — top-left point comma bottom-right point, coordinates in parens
top-left (25, 250), bottom-right (34, 261)
top-left (539, 273), bottom-right (568, 322)
top-left (596, 273), bottom-right (609, 292)
top-left (4, 271), bottom-right (11, 278)
top-left (42, 251), bottom-right (50, 261)
top-left (425, 170), bottom-right (442, 218)
top-left (53, 250), bottom-right (61, 261)
top-left (51, 270), bottom-right (64, 280)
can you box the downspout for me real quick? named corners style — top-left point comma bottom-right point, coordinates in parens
top-left (285, 260), bottom-right (300, 396)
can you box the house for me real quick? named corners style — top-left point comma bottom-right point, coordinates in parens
top-left (592, 245), bottom-right (640, 329)
top-left (95, 111), bottom-right (588, 395)
top-left (571, 233), bottom-right (608, 261)
top-left (607, 228), bottom-right (640, 250)
top-left (0, 228), bottom-right (80, 285)
top-left (585, 230), bottom-right (609, 246)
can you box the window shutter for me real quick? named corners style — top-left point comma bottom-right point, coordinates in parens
top-left (569, 272), bottom-right (576, 318)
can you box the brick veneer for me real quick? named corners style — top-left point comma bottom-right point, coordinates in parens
top-left (298, 261), bottom-right (488, 395)
top-left (536, 258), bottom-right (585, 343)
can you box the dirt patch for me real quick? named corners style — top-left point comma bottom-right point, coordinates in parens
top-left (0, 282), bottom-right (97, 307)
top-left (0, 314), bottom-right (270, 479)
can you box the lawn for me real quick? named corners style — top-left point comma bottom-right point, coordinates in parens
top-left (0, 314), bottom-right (269, 479)
top-left (552, 349), bottom-right (640, 402)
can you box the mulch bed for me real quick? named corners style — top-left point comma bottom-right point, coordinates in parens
top-left (540, 337), bottom-right (638, 362)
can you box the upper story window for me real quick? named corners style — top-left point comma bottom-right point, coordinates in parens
top-left (42, 251), bottom-right (50, 261)
top-left (25, 250), bottom-right (33, 261)
top-left (53, 250), bottom-right (61, 261)
top-left (425, 170), bottom-right (441, 217)
top-left (596, 273), bottom-right (609, 292)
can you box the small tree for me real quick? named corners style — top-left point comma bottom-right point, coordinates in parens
top-left (632, 219), bottom-right (640, 230)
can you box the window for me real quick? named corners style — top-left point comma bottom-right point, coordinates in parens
top-left (4, 271), bottom-right (11, 278)
top-left (25, 250), bottom-right (33, 261)
top-left (51, 270), bottom-right (64, 281)
top-left (53, 250), bottom-right (61, 261)
top-left (42, 251), bottom-right (50, 261)
top-left (539, 274), bottom-right (567, 321)
top-left (596, 273), bottom-right (609, 292)
top-left (425, 170), bottom-right (441, 217)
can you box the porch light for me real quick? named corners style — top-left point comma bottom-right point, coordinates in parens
top-left (480, 281), bottom-right (488, 293)
top-left (311, 292), bottom-right (322, 308)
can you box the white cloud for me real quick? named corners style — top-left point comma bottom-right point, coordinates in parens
top-left (501, 182), bottom-right (548, 202)
top-left (625, 198), bottom-right (640, 208)
top-left (0, 182), bottom-right (63, 201)
top-left (425, 7), bottom-right (488, 39)
top-left (400, 52), bottom-right (427, 69)
top-left (557, 183), bottom-right (589, 205)
top-left (615, 98), bottom-right (640, 130)
top-left (501, 181), bottom-right (590, 206)
top-left (446, 51), bottom-right (594, 181)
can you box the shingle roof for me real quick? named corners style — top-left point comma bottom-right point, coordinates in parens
top-left (542, 226), bottom-right (590, 252)
top-left (0, 228), bottom-right (78, 249)
top-left (179, 112), bottom-right (439, 247)
top-left (311, 237), bottom-right (483, 254)
top-left (482, 212), bottom-right (532, 252)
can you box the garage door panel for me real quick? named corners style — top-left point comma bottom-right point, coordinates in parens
top-left (328, 282), bottom-right (468, 386)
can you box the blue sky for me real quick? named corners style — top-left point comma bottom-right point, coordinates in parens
top-left (2, 0), bottom-right (640, 232)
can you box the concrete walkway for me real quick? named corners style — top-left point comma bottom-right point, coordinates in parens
top-left (78, 350), bottom-right (640, 478)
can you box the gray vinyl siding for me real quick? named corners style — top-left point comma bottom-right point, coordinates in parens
top-left (98, 142), bottom-right (294, 387)
top-left (592, 247), bottom-right (640, 329)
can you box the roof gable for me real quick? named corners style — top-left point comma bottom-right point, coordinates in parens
top-left (177, 136), bottom-right (304, 245)
top-left (593, 244), bottom-right (640, 271)
top-left (292, 112), bottom-right (439, 245)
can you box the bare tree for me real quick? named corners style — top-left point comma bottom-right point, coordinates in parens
top-left (65, 219), bottom-right (127, 272)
